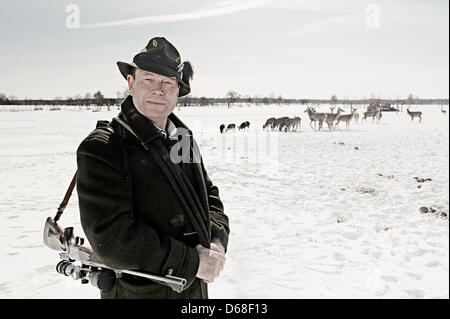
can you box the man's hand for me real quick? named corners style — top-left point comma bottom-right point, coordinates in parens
top-left (195, 243), bottom-right (226, 283)
top-left (211, 237), bottom-right (225, 254)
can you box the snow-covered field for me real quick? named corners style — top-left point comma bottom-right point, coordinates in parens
top-left (0, 104), bottom-right (448, 299)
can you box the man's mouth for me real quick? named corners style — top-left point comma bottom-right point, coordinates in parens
top-left (146, 101), bottom-right (166, 105)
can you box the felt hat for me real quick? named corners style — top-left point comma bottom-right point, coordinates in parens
top-left (117, 37), bottom-right (193, 97)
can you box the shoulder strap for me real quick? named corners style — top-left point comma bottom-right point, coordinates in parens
top-left (53, 171), bottom-right (77, 222)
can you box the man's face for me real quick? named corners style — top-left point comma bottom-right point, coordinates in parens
top-left (127, 69), bottom-right (179, 124)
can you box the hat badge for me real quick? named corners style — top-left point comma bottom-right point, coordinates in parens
top-left (152, 39), bottom-right (158, 47)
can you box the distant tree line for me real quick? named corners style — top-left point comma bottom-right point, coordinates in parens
top-left (0, 91), bottom-right (448, 107)
top-left (0, 91), bottom-right (120, 107)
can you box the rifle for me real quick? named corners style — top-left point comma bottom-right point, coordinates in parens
top-left (43, 216), bottom-right (187, 293)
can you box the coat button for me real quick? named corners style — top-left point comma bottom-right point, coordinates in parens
top-left (166, 268), bottom-right (174, 276)
top-left (169, 214), bottom-right (185, 227)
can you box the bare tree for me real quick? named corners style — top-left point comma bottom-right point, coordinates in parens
top-left (276, 95), bottom-right (283, 105)
top-left (225, 90), bottom-right (239, 108)
top-left (253, 95), bottom-right (261, 105)
top-left (0, 93), bottom-right (7, 103)
top-left (331, 94), bottom-right (337, 104)
top-left (199, 96), bottom-right (209, 106)
top-left (330, 94), bottom-right (337, 113)
top-left (407, 93), bottom-right (414, 107)
top-left (94, 91), bottom-right (104, 111)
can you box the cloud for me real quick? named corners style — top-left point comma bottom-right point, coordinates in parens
top-left (269, 14), bottom-right (361, 39)
top-left (82, 0), bottom-right (272, 28)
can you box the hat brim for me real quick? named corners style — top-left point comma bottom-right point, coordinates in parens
top-left (116, 61), bottom-right (190, 97)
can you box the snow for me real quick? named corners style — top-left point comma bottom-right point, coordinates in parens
top-left (0, 104), bottom-right (448, 299)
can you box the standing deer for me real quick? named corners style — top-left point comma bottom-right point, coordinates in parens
top-left (304, 107), bottom-right (327, 130)
top-left (362, 107), bottom-right (380, 122)
top-left (375, 108), bottom-right (382, 123)
top-left (406, 108), bottom-right (422, 122)
top-left (325, 107), bottom-right (344, 130)
top-left (353, 109), bottom-right (360, 123)
top-left (336, 109), bottom-right (357, 130)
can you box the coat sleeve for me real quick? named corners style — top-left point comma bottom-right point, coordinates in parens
top-left (76, 131), bottom-right (199, 288)
top-left (200, 160), bottom-right (230, 252)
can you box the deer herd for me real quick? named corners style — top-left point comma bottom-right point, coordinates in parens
top-left (220, 104), bottom-right (426, 133)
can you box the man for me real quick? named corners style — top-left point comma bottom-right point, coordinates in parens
top-left (76, 37), bottom-right (229, 299)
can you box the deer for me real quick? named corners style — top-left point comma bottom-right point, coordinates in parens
top-left (406, 108), bottom-right (422, 122)
top-left (362, 107), bottom-right (380, 122)
top-left (280, 117), bottom-right (301, 132)
top-left (336, 108), bottom-right (357, 130)
top-left (238, 121), bottom-right (250, 131)
top-left (304, 107), bottom-right (327, 130)
top-left (325, 107), bottom-right (345, 130)
top-left (263, 117), bottom-right (276, 130)
top-left (225, 123), bottom-right (236, 132)
top-left (375, 108), bottom-right (382, 123)
top-left (272, 117), bottom-right (290, 131)
top-left (219, 124), bottom-right (226, 133)
top-left (289, 116), bottom-right (301, 132)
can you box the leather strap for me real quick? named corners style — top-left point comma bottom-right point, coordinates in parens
top-left (53, 171), bottom-right (77, 222)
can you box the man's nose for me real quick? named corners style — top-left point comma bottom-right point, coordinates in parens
top-left (151, 81), bottom-right (164, 95)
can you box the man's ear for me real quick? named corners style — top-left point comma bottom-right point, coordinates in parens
top-left (127, 74), bottom-right (134, 96)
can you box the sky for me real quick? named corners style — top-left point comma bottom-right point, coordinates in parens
top-left (0, 0), bottom-right (448, 100)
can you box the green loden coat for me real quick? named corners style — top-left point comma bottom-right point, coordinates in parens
top-left (76, 95), bottom-right (230, 299)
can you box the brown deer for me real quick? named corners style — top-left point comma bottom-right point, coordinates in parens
top-left (225, 123), bottom-right (236, 132)
top-left (272, 117), bottom-right (290, 131)
top-left (362, 107), bottom-right (379, 121)
top-left (238, 121), bottom-right (250, 131)
top-left (280, 117), bottom-right (301, 132)
top-left (375, 108), bottom-right (382, 123)
top-left (406, 108), bottom-right (422, 122)
top-left (336, 108), bottom-right (357, 130)
top-left (304, 107), bottom-right (327, 130)
top-left (325, 107), bottom-right (344, 130)
top-left (263, 117), bottom-right (275, 130)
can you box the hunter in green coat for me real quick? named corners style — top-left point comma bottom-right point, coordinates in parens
top-left (76, 37), bottom-right (229, 299)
